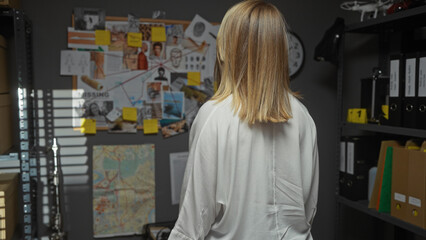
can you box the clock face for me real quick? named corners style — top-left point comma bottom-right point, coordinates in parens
top-left (287, 32), bottom-right (304, 78)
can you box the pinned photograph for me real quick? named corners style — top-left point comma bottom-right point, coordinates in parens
top-left (170, 72), bottom-right (187, 91)
top-left (82, 100), bottom-right (114, 127)
top-left (128, 14), bottom-right (140, 33)
top-left (122, 46), bottom-right (139, 70)
top-left (160, 119), bottom-right (188, 138)
top-left (145, 81), bottom-right (163, 103)
top-left (162, 91), bottom-right (184, 120)
top-left (137, 41), bottom-right (150, 70)
top-left (153, 67), bottom-right (168, 81)
top-left (139, 23), bottom-right (165, 41)
top-left (90, 52), bottom-right (105, 79)
top-left (60, 50), bottom-right (90, 76)
top-left (166, 25), bottom-right (184, 46)
top-left (67, 27), bottom-right (98, 50)
top-left (166, 45), bottom-right (185, 71)
top-left (150, 42), bottom-right (166, 60)
top-left (181, 85), bottom-right (208, 128)
top-left (137, 102), bottom-right (162, 124)
top-left (108, 117), bottom-right (137, 133)
top-left (185, 52), bottom-right (207, 72)
top-left (184, 14), bottom-right (213, 43)
top-left (106, 22), bottom-right (129, 51)
top-left (74, 8), bottom-right (106, 31)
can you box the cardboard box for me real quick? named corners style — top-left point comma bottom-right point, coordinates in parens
top-left (391, 146), bottom-right (410, 221)
top-left (0, 35), bottom-right (9, 94)
top-left (406, 141), bottom-right (426, 229)
top-left (0, 94), bottom-right (12, 154)
top-left (0, 0), bottom-right (20, 9)
top-left (369, 140), bottom-right (401, 209)
top-left (0, 173), bottom-right (19, 240)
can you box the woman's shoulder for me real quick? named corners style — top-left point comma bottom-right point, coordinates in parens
top-left (199, 96), bottom-right (232, 117)
top-left (290, 95), bottom-right (316, 127)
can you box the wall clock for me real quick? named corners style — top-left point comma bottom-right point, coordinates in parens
top-left (287, 32), bottom-right (304, 78)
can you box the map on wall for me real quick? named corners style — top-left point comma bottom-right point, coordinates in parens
top-left (92, 144), bottom-right (155, 237)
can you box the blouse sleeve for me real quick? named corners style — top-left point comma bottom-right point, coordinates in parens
top-left (169, 105), bottom-right (220, 240)
top-left (304, 119), bottom-right (319, 226)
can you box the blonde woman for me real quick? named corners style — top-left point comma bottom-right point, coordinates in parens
top-left (169, 1), bottom-right (319, 239)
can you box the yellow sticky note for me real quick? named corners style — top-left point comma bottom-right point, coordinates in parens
top-left (187, 72), bottom-right (201, 86)
top-left (151, 27), bottom-right (166, 42)
top-left (95, 30), bottom-right (111, 46)
top-left (122, 107), bottom-right (138, 122)
top-left (381, 105), bottom-right (389, 120)
top-left (347, 108), bottom-right (367, 124)
top-left (143, 119), bottom-right (159, 134)
top-left (80, 118), bottom-right (96, 134)
top-left (127, 32), bottom-right (142, 47)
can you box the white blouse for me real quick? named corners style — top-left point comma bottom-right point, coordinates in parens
top-left (169, 94), bottom-right (319, 240)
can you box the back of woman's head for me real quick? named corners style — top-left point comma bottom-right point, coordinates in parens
top-left (212, 0), bottom-right (294, 125)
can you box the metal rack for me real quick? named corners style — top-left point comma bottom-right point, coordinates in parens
top-left (335, 6), bottom-right (426, 240)
top-left (0, 8), bottom-right (39, 239)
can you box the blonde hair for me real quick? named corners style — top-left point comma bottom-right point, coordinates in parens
top-left (212, 0), bottom-right (296, 125)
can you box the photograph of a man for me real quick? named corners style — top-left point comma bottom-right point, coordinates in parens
top-left (154, 67), bottom-right (168, 81)
top-left (150, 42), bottom-right (165, 60)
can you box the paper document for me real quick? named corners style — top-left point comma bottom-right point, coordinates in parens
top-left (170, 152), bottom-right (188, 205)
top-left (60, 50), bottom-right (90, 76)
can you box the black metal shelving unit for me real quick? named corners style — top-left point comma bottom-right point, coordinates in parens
top-left (0, 8), bottom-right (39, 240)
top-left (337, 196), bottom-right (426, 238)
top-left (336, 6), bottom-right (426, 240)
top-left (343, 123), bottom-right (426, 138)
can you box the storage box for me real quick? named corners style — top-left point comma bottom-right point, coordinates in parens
top-left (0, 0), bottom-right (20, 9)
top-left (406, 141), bottom-right (426, 229)
top-left (0, 35), bottom-right (9, 94)
top-left (0, 94), bottom-right (12, 154)
top-left (0, 173), bottom-right (19, 240)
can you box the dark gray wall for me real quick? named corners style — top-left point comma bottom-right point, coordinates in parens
top-left (21, 0), bottom-right (347, 239)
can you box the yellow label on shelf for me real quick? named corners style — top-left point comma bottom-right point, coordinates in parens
top-left (122, 107), bottom-right (138, 122)
top-left (187, 72), bottom-right (201, 86)
top-left (143, 119), bottom-right (159, 134)
top-left (407, 146), bottom-right (420, 150)
top-left (347, 108), bottom-right (367, 124)
top-left (127, 32), bottom-right (142, 47)
top-left (80, 118), bottom-right (96, 134)
top-left (151, 27), bottom-right (167, 42)
top-left (95, 30), bottom-right (111, 46)
top-left (382, 105), bottom-right (389, 120)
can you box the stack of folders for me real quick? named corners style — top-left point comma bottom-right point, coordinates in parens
top-left (369, 140), bottom-right (426, 229)
top-left (388, 53), bottom-right (426, 129)
top-left (0, 173), bottom-right (18, 240)
top-left (339, 136), bottom-right (381, 201)
top-left (391, 141), bottom-right (426, 229)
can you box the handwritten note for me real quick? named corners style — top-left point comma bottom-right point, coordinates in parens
top-left (144, 119), bottom-right (159, 134)
top-left (127, 32), bottom-right (142, 47)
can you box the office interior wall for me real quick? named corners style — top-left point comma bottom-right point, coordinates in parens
top-left (20, 0), bottom-right (346, 239)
